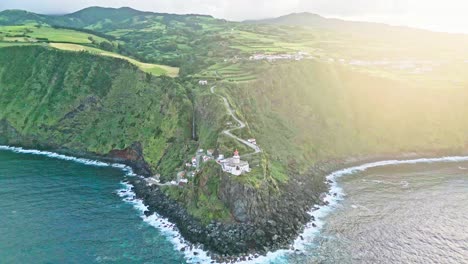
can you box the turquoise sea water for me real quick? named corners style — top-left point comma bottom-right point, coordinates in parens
top-left (0, 150), bottom-right (185, 264)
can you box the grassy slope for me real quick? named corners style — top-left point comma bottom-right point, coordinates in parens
top-left (49, 43), bottom-right (179, 77)
top-left (0, 24), bottom-right (107, 43)
top-left (0, 46), bottom-right (192, 178)
top-left (230, 60), bottom-right (468, 172)
top-left (0, 23), bottom-right (180, 77)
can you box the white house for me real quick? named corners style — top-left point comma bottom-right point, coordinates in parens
top-left (221, 150), bottom-right (250, 176)
top-left (202, 155), bottom-right (213, 162)
top-left (247, 138), bottom-right (257, 145)
top-left (207, 149), bottom-right (214, 156)
top-left (178, 179), bottom-right (188, 186)
top-left (198, 80), bottom-right (208, 86)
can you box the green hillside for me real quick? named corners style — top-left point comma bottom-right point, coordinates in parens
top-left (228, 60), bottom-right (468, 171)
top-left (0, 46), bottom-right (192, 178)
top-left (0, 24), bottom-right (108, 43)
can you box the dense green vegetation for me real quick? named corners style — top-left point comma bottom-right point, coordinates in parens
top-left (164, 161), bottom-right (231, 224)
top-left (229, 60), bottom-right (468, 172)
top-left (0, 46), bottom-right (192, 179)
top-left (48, 43), bottom-right (179, 77)
top-left (0, 23), bottom-right (178, 77)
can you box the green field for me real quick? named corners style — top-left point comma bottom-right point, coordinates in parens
top-left (0, 24), bottom-right (107, 43)
top-left (0, 24), bottom-right (180, 77)
top-left (49, 43), bottom-right (179, 77)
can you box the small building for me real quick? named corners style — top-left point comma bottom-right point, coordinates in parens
top-left (202, 155), bottom-right (213, 162)
top-left (185, 163), bottom-right (192, 168)
top-left (207, 149), bottom-right (215, 156)
top-left (198, 80), bottom-right (208, 86)
top-left (153, 174), bottom-right (161, 181)
top-left (221, 150), bottom-right (250, 176)
top-left (217, 154), bottom-right (225, 161)
top-left (177, 171), bottom-right (186, 180)
top-left (247, 139), bottom-right (257, 145)
top-left (179, 179), bottom-right (188, 186)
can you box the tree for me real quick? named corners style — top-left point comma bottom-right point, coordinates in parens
top-left (99, 41), bottom-right (114, 51)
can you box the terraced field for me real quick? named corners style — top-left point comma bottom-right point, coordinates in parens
top-left (195, 62), bottom-right (259, 83)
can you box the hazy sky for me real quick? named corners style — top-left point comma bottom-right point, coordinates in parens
top-left (1, 0), bottom-right (468, 33)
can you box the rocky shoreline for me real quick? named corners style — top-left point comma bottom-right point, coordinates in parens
top-left (126, 166), bottom-right (333, 262)
top-left (128, 174), bottom-right (326, 262)
top-left (126, 149), bottom-right (468, 262)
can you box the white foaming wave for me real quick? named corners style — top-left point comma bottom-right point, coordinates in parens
top-left (117, 181), bottom-right (213, 264)
top-left (0, 145), bottom-right (210, 263)
top-left (0, 145), bottom-right (109, 167)
top-left (0, 145), bottom-right (137, 176)
top-left (256, 155), bottom-right (468, 264)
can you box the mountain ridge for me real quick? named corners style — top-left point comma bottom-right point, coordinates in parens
top-left (0, 6), bottom-right (214, 26)
top-left (245, 11), bottom-right (445, 36)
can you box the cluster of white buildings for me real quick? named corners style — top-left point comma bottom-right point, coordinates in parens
top-left (148, 148), bottom-right (251, 188)
top-left (186, 148), bottom-right (251, 177)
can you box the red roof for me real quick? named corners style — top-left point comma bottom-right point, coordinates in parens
top-left (234, 149), bottom-right (239, 156)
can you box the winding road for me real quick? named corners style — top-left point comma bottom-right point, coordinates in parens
top-left (210, 86), bottom-right (261, 156)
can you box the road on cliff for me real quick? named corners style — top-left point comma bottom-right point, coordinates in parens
top-left (210, 86), bottom-right (261, 157)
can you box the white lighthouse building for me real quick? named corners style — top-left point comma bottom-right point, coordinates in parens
top-left (221, 150), bottom-right (250, 176)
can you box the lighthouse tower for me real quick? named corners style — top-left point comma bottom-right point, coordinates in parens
top-left (233, 149), bottom-right (240, 164)
top-left (220, 149), bottom-right (250, 176)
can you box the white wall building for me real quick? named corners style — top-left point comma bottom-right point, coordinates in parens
top-left (221, 150), bottom-right (250, 176)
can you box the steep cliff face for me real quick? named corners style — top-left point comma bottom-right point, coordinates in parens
top-left (218, 174), bottom-right (270, 223)
top-left (0, 46), bottom-right (193, 176)
top-left (218, 167), bottom-right (327, 224)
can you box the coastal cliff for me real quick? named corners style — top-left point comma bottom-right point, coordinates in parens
top-left (3, 46), bottom-right (468, 260)
top-left (0, 46), bottom-right (193, 177)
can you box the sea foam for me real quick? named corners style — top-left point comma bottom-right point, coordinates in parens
top-left (117, 181), bottom-right (212, 263)
top-left (261, 156), bottom-right (468, 263)
top-left (3, 145), bottom-right (468, 263)
top-left (0, 145), bottom-right (212, 263)
top-left (0, 145), bottom-right (110, 167)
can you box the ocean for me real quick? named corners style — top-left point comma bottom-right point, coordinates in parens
top-left (1, 147), bottom-right (467, 264)
top-left (286, 159), bottom-right (468, 263)
top-left (0, 148), bottom-right (187, 264)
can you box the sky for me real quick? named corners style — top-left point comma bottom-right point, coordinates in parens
top-left (1, 0), bottom-right (468, 34)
